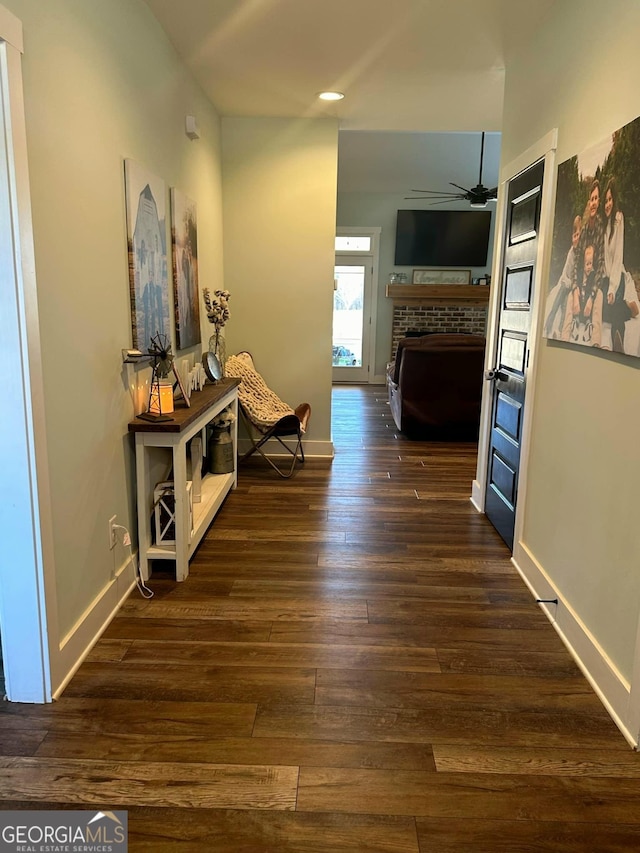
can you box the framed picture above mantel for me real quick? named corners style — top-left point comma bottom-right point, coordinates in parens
top-left (412, 269), bottom-right (471, 285)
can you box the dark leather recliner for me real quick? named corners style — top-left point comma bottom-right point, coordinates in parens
top-left (387, 333), bottom-right (486, 438)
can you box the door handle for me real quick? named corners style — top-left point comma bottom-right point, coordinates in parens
top-left (484, 368), bottom-right (509, 382)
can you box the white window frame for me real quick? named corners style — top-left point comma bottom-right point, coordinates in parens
top-left (335, 226), bottom-right (381, 383)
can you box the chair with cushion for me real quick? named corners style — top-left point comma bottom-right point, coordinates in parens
top-left (224, 351), bottom-right (311, 478)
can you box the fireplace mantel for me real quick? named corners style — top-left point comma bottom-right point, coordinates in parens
top-left (386, 284), bottom-right (491, 307)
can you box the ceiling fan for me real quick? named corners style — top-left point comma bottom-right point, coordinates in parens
top-left (406, 132), bottom-right (498, 207)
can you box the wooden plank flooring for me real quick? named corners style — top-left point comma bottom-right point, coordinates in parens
top-left (1, 384), bottom-right (639, 851)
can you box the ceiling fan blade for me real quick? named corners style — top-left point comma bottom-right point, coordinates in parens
top-left (449, 182), bottom-right (472, 193)
top-left (427, 198), bottom-right (461, 206)
top-left (405, 193), bottom-right (464, 201)
top-left (410, 189), bottom-right (462, 196)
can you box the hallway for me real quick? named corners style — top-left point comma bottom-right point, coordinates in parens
top-left (1, 385), bottom-right (639, 851)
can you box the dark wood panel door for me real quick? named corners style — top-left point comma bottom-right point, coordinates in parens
top-left (485, 159), bottom-right (545, 549)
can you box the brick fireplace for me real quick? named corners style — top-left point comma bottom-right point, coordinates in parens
top-left (386, 284), bottom-right (490, 359)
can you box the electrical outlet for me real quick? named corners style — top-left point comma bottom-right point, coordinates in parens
top-left (108, 515), bottom-right (117, 550)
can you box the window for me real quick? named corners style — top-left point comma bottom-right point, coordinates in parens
top-left (335, 235), bottom-right (371, 252)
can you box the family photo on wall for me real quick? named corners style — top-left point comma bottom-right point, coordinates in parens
top-left (544, 114), bottom-right (640, 357)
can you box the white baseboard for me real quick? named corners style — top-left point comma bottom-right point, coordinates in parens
top-left (52, 555), bottom-right (136, 699)
top-left (513, 540), bottom-right (636, 747)
top-left (371, 374), bottom-right (387, 385)
top-left (470, 478), bottom-right (483, 512)
top-left (237, 438), bottom-right (334, 459)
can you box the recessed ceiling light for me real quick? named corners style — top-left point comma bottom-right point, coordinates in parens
top-left (317, 91), bottom-right (344, 101)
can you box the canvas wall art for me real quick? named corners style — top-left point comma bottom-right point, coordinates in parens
top-left (171, 188), bottom-right (200, 350)
top-left (544, 115), bottom-right (640, 357)
top-left (124, 159), bottom-right (170, 351)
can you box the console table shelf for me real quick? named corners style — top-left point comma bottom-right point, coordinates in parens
top-left (129, 379), bottom-right (240, 581)
top-left (386, 284), bottom-right (491, 306)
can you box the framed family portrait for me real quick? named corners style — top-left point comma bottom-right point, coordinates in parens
top-left (412, 268), bottom-right (471, 285)
top-left (544, 113), bottom-right (640, 357)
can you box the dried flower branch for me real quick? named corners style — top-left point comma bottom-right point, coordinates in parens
top-left (203, 288), bottom-right (231, 330)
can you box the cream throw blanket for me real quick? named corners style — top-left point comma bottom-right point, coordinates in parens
top-left (225, 352), bottom-right (301, 432)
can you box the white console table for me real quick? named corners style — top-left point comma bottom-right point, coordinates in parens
top-left (128, 379), bottom-right (240, 582)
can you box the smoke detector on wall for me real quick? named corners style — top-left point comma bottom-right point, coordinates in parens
top-left (185, 115), bottom-right (200, 140)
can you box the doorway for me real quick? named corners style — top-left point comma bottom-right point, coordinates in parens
top-left (473, 129), bottom-right (558, 551)
top-left (332, 256), bottom-right (371, 382)
top-left (0, 12), bottom-right (54, 702)
top-left (332, 227), bottom-right (380, 384)
top-left (483, 159), bottom-right (545, 548)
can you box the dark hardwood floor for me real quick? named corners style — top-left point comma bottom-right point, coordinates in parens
top-left (2, 385), bottom-right (639, 851)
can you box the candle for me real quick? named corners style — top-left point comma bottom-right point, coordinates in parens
top-left (149, 379), bottom-right (174, 415)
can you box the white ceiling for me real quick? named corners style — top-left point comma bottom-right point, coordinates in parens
top-left (142, 0), bottom-right (551, 193)
top-left (337, 130), bottom-right (501, 194)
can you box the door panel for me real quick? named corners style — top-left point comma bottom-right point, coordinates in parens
top-left (494, 392), bottom-right (522, 442)
top-left (504, 266), bottom-right (533, 307)
top-left (490, 454), bottom-right (517, 506)
top-left (500, 331), bottom-right (527, 374)
top-left (484, 160), bottom-right (545, 548)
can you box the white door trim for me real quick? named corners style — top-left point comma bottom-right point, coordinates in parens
top-left (472, 128), bottom-right (558, 524)
top-left (0, 6), bottom-right (57, 702)
top-left (335, 226), bottom-right (381, 383)
top-left (0, 4), bottom-right (22, 52)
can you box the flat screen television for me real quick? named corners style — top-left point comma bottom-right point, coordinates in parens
top-left (394, 209), bottom-right (491, 267)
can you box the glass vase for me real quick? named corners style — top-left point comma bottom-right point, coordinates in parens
top-left (208, 332), bottom-right (227, 372)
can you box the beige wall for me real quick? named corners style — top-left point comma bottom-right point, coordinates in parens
top-left (221, 117), bottom-right (338, 449)
top-left (5, 0), bottom-right (224, 642)
top-left (503, 0), bottom-right (640, 681)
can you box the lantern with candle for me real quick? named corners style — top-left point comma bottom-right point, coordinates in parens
top-left (139, 332), bottom-right (176, 422)
top-left (148, 378), bottom-right (174, 415)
